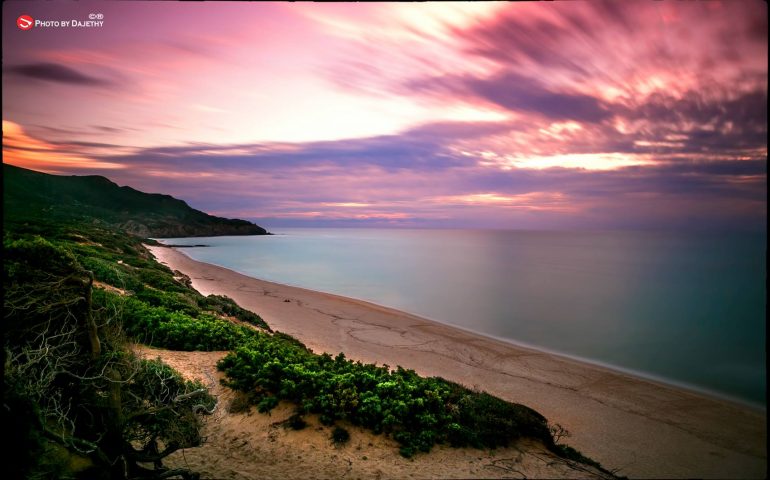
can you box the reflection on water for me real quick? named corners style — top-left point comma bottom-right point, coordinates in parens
top-left (162, 228), bottom-right (766, 406)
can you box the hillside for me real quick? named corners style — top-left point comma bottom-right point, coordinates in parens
top-left (2, 164), bottom-right (268, 237)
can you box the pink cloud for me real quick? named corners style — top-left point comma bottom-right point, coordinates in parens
top-left (2, 2), bottom-right (765, 230)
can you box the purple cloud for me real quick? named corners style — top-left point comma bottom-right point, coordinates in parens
top-left (464, 71), bottom-right (611, 123)
top-left (5, 62), bottom-right (113, 86)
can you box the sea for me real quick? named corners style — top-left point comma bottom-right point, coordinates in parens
top-left (159, 228), bottom-right (767, 408)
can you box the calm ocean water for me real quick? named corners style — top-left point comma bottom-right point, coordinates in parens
top-left (160, 229), bottom-right (767, 407)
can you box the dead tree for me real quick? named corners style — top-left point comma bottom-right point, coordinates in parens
top-left (4, 237), bottom-right (215, 479)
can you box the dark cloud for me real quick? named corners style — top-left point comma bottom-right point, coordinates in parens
top-left (428, 0), bottom-right (768, 136)
top-left (109, 121), bottom-right (512, 173)
top-left (465, 72), bottom-right (611, 123)
top-left (91, 118), bottom-right (765, 216)
top-left (75, 127), bottom-right (766, 231)
top-left (92, 125), bottom-right (127, 133)
top-left (456, 1), bottom-right (766, 77)
top-left (747, 9), bottom-right (768, 41)
top-left (453, 4), bottom-right (616, 76)
top-left (5, 63), bottom-right (112, 86)
top-left (457, 159), bottom-right (765, 200)
top-left (630, 90), bottom-right (767, 132)
top-left (617, 89), bottom-right (769, 155)
top-left (591, 0), bottom-right (637, 34)
top-left (405, 70), bottom-right (612, 123)
top-left (57, 140), bottom-right (126, 149)
top-left (405, 79), bottom-right (764, 158)
top-left (461, 16), bottom-right (568, 70)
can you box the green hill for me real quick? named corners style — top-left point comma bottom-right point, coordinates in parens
top-left (3, 164), bottom-right (268, 237)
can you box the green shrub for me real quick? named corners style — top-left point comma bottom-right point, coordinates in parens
top-left (227, 392), bottom-right (253, 414)
top-left (332, 427), bottom-right (350, 444)
top-left (201, 294), bottom-right (270, 330)
top-left (551, 444), bottom-right (605, 470)
top-left (287, 414), bottom-right (307, 430)
top-left (256, 395), bottom-right (279, 413)
top-left (216, 337), bottom-right (557, 457)
top-left (135, 288), bottom-right (199, 316)
top-left (98, 293), bottom-right (259, 351)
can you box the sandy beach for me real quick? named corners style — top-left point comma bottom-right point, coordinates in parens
top-left (147, 245), bottom-right (766, 479)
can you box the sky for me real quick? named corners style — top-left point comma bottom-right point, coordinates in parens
top-left (2, 1), bottom-right (767, 231)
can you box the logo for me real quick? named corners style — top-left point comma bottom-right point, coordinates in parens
top-left (17, 14), bottom-right (34, 30)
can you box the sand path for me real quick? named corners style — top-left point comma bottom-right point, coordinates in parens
top-left (147, 245), bottom-right (766, 479)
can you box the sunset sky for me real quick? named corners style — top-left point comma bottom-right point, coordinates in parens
top-left (3, 1), bottom-right (767, 230)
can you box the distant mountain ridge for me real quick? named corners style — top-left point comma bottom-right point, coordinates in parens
top-left (3, 164), bottom-right (268, 237)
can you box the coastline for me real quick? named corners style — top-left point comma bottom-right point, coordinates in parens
top-left (147, 244), bottom-right (767, 479)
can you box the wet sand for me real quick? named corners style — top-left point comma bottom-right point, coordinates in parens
top-left (147, 245), bottom-right (767, 479)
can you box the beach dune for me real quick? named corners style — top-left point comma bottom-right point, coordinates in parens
top-left (148, 245), bottom-right (766, 479)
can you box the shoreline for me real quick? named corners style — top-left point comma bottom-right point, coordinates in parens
top-left (157, 243), bottom-right (764, 413)
top-left (165, 245), bottom-right (764, 413)
top-left (147, 244), bottom-right (767, 479)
